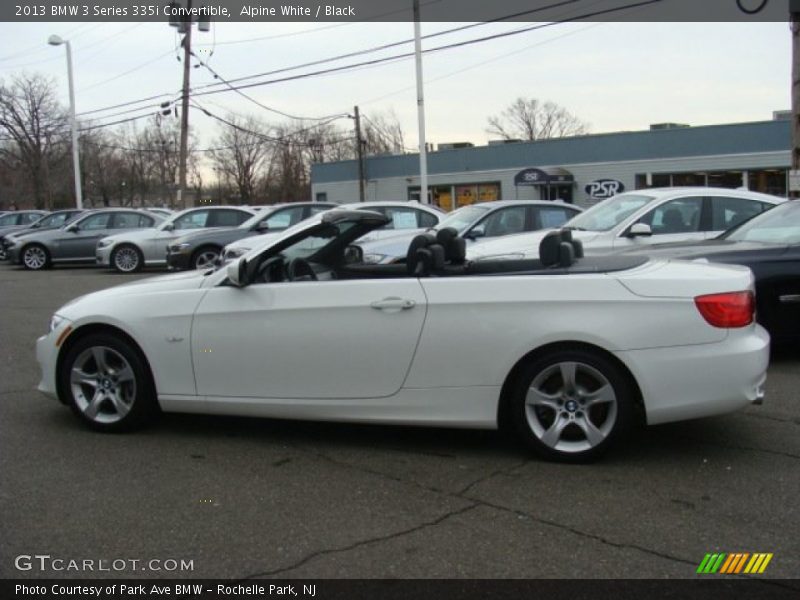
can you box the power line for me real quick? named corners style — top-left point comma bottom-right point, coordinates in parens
top-left (78, 50), bottom-right (175, 93)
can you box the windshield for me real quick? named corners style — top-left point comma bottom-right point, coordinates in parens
top-left (724, 202), bottom-right (800, 244)
top-left (566, 194), bottom-right (655, 232)
top-left (435, 205), bottom-right (490, 233)
top-left (275, 221), bottom-right (358, 261)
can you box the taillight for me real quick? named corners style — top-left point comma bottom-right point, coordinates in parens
top-left (694, 291), bottom-right (754, 328)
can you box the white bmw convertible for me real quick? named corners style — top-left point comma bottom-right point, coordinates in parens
top-left (37, 210), bottom-right (769, 461)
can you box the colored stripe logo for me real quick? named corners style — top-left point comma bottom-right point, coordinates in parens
top-left (697, 553), bottom-right (773, 574)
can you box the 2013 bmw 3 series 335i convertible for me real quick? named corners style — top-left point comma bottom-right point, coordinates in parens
top-left (37, 209), bottom-right (769, 462)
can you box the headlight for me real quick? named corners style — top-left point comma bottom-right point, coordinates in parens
top-left (97, 239), bottom-right (113, 248)
top-left (50, 314), bottom-right (66, 333)
top-left (225, 247), bottom-right (248, 259)
top-left (363, 253), bottom-right (389, 264)
top-left (169, 243), bottom-right (192, 252)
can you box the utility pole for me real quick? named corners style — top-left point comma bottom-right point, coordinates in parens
top-left (791, 0), bottom-right (800, 198)
top-left (177, 0), bottom-right (193, 210)
top-left (413, 0), bottom-right (429, 205)
top-left (354, 105), bottom-right (366, 202)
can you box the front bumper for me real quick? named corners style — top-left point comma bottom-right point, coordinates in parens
top-left (166, 249), bottom-right (192, 271)
top-left (36, 321), bottom-right (72, 402)
top-left (7, 244), bottom-right (22, 264)
top-left (617, 325), bottom-right (770, 425)
top-left (95, 244), bottom-right (112, 267)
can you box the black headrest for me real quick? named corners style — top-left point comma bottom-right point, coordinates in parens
top-left (406, 233), bottom-right (436, 263)
top-left (539, 231), bottom-right (563, 267)
top-left (408, 245), bottom-right (445, 277)
top-left (435, 227), bottom-right (465, 265)
top-left (539, 229), bottom-right (579, 268)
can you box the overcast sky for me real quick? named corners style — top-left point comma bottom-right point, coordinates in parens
top-left (0, 18), bottom-right (790, 161)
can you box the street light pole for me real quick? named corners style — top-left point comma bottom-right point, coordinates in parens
top-left (176, 0), bottom-right (193, 210)
top-left (48, 34), bottom-right (83, 209)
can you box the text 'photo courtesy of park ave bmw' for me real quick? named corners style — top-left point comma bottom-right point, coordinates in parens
top-left (1, 0), bottom-right (799, 596)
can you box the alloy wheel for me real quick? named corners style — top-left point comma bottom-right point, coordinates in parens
top-left (524, 361), bottom-right (618, 454)
top-left (23, 246), bottom-right (47, 270)
top-left (194, 249), bottom-right (219, 269)
top-left (114, 246), bottom-right (140, 272)
top-left (70, 346), bottom-right (137, 425)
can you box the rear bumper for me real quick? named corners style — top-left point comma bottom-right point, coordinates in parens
top-left (616, 325), bottom-right (770, 425)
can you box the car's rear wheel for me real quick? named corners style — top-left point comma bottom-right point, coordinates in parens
top-left (112, 244), bottom-right (143, 273)
top-left (59, 333), bottom-right (157, 432)
top-left (21, 244), bottom-right (50, 270)
top-left (510, 348), bottom-right (634, 462)
top-left (191, 245), bottom-right (220, 270)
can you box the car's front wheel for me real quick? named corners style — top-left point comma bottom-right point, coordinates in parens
top-left (21, 244), bottom-right (50, 270)
top-left (112, 244), bottom-right (143, 273)
top-left (509, 348), bottom-right (635, 462)
top-left (191, 245), bottom-right (221, 270)
top-left (58, 333), bottom-right (157, 432)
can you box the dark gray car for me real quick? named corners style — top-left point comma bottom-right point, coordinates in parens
top-left (0, 210), bottom-right (49, 243)
top-left (7, 209), bottom-right (162, 270)
top-left (0, 209), bottom-right (85, 260)
top-left (166, 202), bottom-right (336, 270)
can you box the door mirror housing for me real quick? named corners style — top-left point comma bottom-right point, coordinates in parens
top-left (227, 257), bottom-right (249, 288)
top-left (163, 222), bottom-right (175, 232)
top-left (464, 229), bottom-right (485, 240)
top-left (66, 224), bottom-right (79, 233)
top-left (628, 223), bottom-right (652, 237)
top-left (255, 221), bottom-right (271, 232)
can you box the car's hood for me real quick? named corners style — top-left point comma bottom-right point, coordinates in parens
top-left (0, 225), bottom-right (27, 237)
top-left (58, 269), bottom-right (211, 316)
top-left (612, 239), bottom-right (781, 259)
top-left (467, 229), bottom-right (602, 260)
top-left (5, 225), bottom-right (62, 240)
top-left (225, 231), bottom-right (282, 252)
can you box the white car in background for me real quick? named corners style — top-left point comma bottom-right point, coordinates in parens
top-left (96, 206), bottom-right (256, 273)
top-left (38, 211), bottom-right (769, 462)
top-left (222, 201), bottom-right (442, 260)
top-left (467, 188), bottom-right (785, 261)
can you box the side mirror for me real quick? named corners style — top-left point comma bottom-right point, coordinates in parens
top-left (464, 229), bottom-right (485, 240)
top-left (344, 244), bottom-right (363, 264)
top-left (163, 222), bottom-right (175, 232)
top-left (66, 224), bottom-right (79, 233)
top-left (255, 221), bottom-right (271, 232)
top-left (226, 257), bottom-right (249, 288)
top-left (627, 223), bottom-right (652, 238)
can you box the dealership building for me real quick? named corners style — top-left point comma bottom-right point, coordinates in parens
top-left (310, 115), bottom-right (790, 210)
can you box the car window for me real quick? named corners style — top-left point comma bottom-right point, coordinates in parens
top-left (21, 212), bottom-right (42, 224)
top-left (418, 210), bottom-right (439, 228)
top-left (382, 207), bottom-right (427, 230)
top-left (308, 204), bottom-right (334, 216)
top-left (725, 202), bottom-right (800, 244)
top-left (39, 213), bottom-right (68, 228)
top-left (537, 207), bottom-right (579, 229)
top-left (473, 206), bottom-right (527, 237)
top-left (638, 197), bottom-right (703, 234)
top-left (173, 210), bottom-right (209, 230)
top-left (113, 212), bottom-right (153, 229)
top-left (262, 206), bottom-right (305, 230)
top-left (569, 194), bottom-right (654, 232)
top-left (0, 213), bottom-right (17, 226)
top-left (78, 213), bottom-right (112, 230)
top-left (711, 197), bottom-right (769, 231)
top-left (208, 209), bottom-right (251, 227)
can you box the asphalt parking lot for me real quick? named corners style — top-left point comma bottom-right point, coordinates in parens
top-left (0, 264), bottom-right (798, 581)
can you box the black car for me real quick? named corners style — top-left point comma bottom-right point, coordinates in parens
top-left (620, 201), bottom-right (800, 342)
top-left (166, 202), bottom-right (336, 270)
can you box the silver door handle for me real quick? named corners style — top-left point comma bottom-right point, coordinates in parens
top-left (370, 297), bottom-right (416, 310)
top-left (779, 294), bottom-right (800, 304)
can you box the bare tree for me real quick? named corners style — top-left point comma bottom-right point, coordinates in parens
top-left (208, 114), bottom-right (270, 205)
top-left (486, 97), bottom-right (589, 141)
top-left (361, 109), bottom-right (406, 156)
top-left (0, 73), bottom-right (68, 209)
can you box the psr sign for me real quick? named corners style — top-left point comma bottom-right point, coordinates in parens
top-left (585, 179), bottom-right (625, 199)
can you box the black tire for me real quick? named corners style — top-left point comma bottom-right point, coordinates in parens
top-left (191, 245), bottom-right (221, 270)
top-left (509, 348), bottom-right (635, 463)
top-left (111, 244), bottom-right (143, 273)
top-left (58, 333), bottom-right (158, 432)
top-left (21, 243), bottom-right (50, 270)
